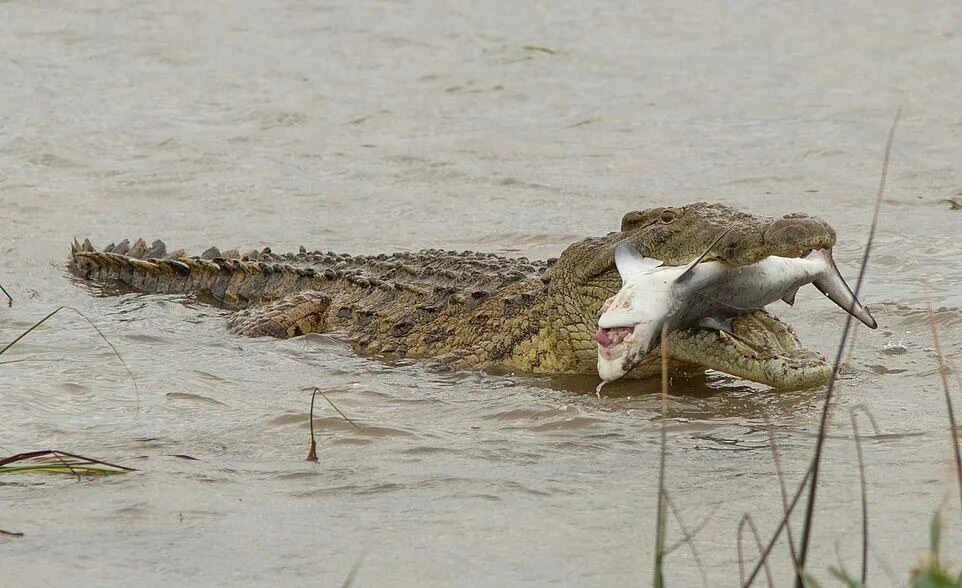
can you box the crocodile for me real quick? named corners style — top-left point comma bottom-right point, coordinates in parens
top-left (68, 202), bottom-right (849, 389)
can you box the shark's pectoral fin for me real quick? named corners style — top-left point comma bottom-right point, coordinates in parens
top-left (697, 316), bottom-right (736, 336)
top-left (811, 249), bottom-right (877, 329)
top-left (781, 288), bottom-right (799, 306)
top-left (614, 241), bottom-right (663, 279)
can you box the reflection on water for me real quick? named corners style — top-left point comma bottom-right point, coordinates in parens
top-left (2, 0), bottom-right (961, 585)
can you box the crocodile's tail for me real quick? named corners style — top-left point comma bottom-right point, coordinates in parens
top-left (69, 238), bottom-right (327, 308)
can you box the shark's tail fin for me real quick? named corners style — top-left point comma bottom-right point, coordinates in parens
top-left (810, 249), bottom-right (877, 329)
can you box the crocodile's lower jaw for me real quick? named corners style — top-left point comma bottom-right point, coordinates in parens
top-left (608, 311), bottom-right (833, 390)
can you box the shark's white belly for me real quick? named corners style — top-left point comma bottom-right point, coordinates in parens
top-left (681, 255), bottom-right (826, 316)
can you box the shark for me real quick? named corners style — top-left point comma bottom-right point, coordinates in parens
top-left (595, 231), bottom-right (877, 384)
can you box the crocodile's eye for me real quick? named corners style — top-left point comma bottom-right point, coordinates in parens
top-left (660, 210), bottom-right (677, 223)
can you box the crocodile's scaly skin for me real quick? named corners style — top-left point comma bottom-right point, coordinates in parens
top-left (68, 202), bottom-right (838, 388)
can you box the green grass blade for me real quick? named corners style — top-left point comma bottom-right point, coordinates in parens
top-left (0, 306), bottom-right (64, 356)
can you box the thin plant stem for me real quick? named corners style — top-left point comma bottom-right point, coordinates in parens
top-left (924, 293), bottom-right (962, 513)
top-left (341, 552), bottom-right (366, 588)
top-left (0, 281), bottom-right (11, 307)
top-left (315, 387), bottom-right (361, 430)
top-left (766, 424), bottom-right (800, 571)
top-left (653, 324), bottom-right (670, 588)
top-left (307, 388), bottom-right (319, 462)
top-left (794, 107), bottom-right (901, 586)
top-left (64, 306), bottom-right (140, 412)
top-left (738, 514), bottom-right (774, 588)
top-left (0, 307), bottom-right (63, 356)
top-left (306, 387), bottom-right (362, 461)
top-left (743, 464), bottom-right (813, 587)
top-left (0, 306), bottom-right (140, 412)
top-left (850, 405), bottom-right (881, 585)
top-left (664, 505), bottom-right (717, 556)
top-left (664, 491), bottom-right (709, 588)
top-left (843, 324), bottom-right (860, 369)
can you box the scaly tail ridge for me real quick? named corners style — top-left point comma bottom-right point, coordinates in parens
top-left (68, 238), bottom-right (327, 308)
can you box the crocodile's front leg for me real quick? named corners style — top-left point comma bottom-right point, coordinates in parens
top-left (226, 291), bottom-right (331, 338)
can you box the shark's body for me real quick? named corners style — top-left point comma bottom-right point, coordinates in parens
top-left (596, 244), bottom-right (877, 383)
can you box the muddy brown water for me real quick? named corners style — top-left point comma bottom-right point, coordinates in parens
top-left (1, 1), bottom-right (961, 585)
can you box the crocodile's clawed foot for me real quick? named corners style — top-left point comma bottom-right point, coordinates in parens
top-left (227, 291), bottom-right (332, 338)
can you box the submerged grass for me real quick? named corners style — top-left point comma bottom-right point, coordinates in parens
top-left (521, 45), bottom-right (561, 55)
top-left (1, 300), bottom-right (136, 481)
top-left (0, 450), bottom-right (134, 477)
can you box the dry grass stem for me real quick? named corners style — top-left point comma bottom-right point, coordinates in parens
top-left (743, 464), bottom-right (813, 587)
top-left (924, 293), bottom-right (962, 513)
top-left (341, 553), bottom-right (366, 588)
top-left (307, 387), bottom-right (319, 462)
top-left (0, 307), bottom-right (63, 356)
top-left (738, 514), bottom-right (774, 588)
top-left (664, 504), bottom-right (718, 556)
top-left (306, 387), bottom-right (362, 461)
top-left (795, 107), bottom-right (901, 586)
top-left (0, 281), bottom-right (11, 307)
top-left (652, 324), bottom-right (670, 588)
top-left (664, 491), bottom-right (709, 588)
top-left (850, 405), bottom-right (881, 585)
top-left (0, 306), bottom-right (140, 412)
top-left (766, 423), bottom-right (800, 570)
top-left (315, 387), bottom-right (361, 430)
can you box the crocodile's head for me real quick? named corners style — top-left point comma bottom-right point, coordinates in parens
top-left (544, 202), bottom-right (838, 389)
